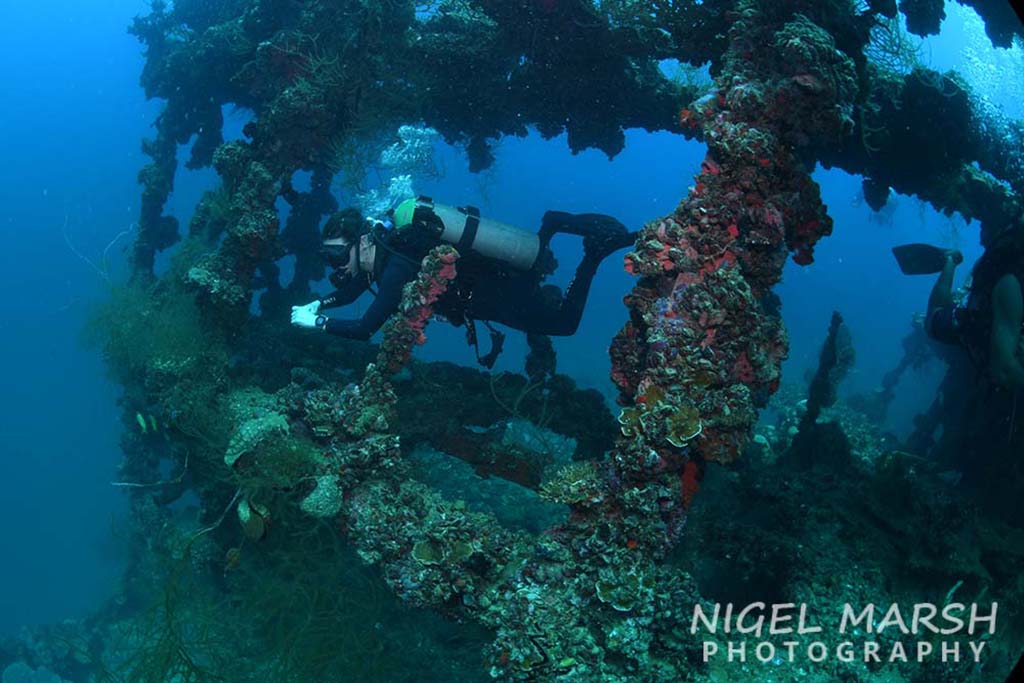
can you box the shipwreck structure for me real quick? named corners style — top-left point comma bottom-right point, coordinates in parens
top-left (79, 0), bottom-right (1024, 680)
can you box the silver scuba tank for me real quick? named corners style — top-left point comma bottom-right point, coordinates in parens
top-left (394, 196), bottom-right (540, 271)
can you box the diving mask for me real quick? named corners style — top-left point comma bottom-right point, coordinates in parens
top-left (320, 238), bottom-right (353, 270)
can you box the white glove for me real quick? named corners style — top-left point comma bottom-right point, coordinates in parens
top-left (293, 299), bottom-right (321, 316)
top-left (291, 300), bottom-right (321, 329)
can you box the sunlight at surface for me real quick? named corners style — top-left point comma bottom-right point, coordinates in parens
top-left (921, 2), bottom-right (1024, 119)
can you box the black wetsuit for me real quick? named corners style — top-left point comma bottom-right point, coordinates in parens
top-left (928, 249), bottom-right (1024, 368)
top-left (320, 211), bottom-right (625, 340)
top-left (924, 245), bottom-right (1023, 516)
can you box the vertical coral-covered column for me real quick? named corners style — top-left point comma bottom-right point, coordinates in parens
top-left (348, 245), bottom-right (461, 433)
top-left (377, 245), bottom-right (460, 375)
top-left (609, 4), bottom-right (858, 531)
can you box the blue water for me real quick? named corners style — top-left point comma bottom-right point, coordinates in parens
top-left (0, 0), bottom-right (1009, 637)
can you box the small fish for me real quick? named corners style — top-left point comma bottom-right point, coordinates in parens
top-left (148, 415), bottom-right (159, 433)
top-left (135, 412), bottom-right (148, 434)
top-left (936, 470), bottom-right (963, 486)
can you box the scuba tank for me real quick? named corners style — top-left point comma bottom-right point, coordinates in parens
top-left (392, 196), bottom-right (540, 271)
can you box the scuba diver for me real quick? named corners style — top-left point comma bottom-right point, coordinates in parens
top-left (896, 227), bottom-right (1024, 521)
top-left (290, 197), bottom-right (637, 366)
top-left (899, 228), bottom-right (1024, 390)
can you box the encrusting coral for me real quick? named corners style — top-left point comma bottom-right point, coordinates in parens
top-left (51, 0), bottom-right (1024, 681)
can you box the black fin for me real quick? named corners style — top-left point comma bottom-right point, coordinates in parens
top-left (891, 243), bottom-right (948, 275)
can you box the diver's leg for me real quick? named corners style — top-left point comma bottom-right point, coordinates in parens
top-left (534, 223), bottom-right (646, 333)
top-left (925, 251), bottom-right (962, 338)
top-left (468, 269), bottom-right (594, 336)
top-left (504, 219), bottom-right (636, 335)
top-left (513, 257), bottom-right (602, 336)
top-left (539, 210), bottom-right (630, 240)
top-left (927, 255), bottom-right (958, 313)
top-left (540, 211), bottom-right (637, 259)
top-left (552, 260), bottom-right (599, 335)
top-left (472, 213), bottom-right (637, 336)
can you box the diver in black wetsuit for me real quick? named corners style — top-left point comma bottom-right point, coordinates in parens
top-left (925, 227), bottom-right (1024, 390)
top-left (919, 226), bottom-right (1024, 519)
top-left (290, 197), bottom-right (637, 362)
